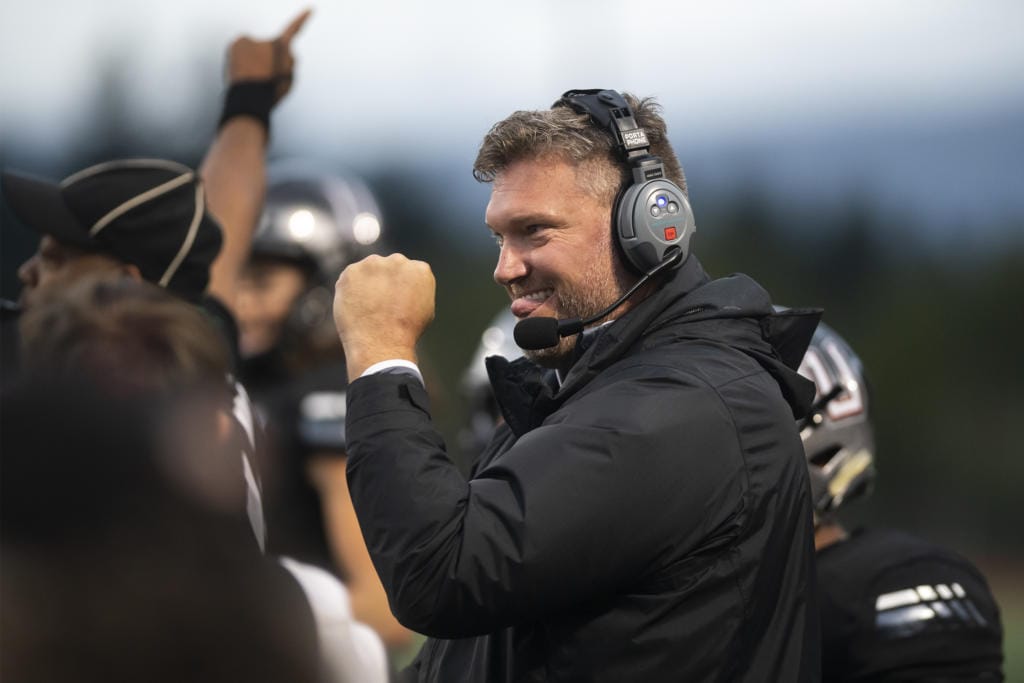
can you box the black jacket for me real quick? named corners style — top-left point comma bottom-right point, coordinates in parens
top-left (345, 257), bottom-right (822, 681)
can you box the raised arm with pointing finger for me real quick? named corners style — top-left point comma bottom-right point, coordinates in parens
top-left (200, 11), bottom-right (415, 659)
top-left (202, 9), bottom-right (312, 310)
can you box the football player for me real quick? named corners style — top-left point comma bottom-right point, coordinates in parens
top-left (799, 322), bottom-right (1004, 681)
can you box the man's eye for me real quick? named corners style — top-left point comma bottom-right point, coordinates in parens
top-left (492, 233), bottom-right (504, 249)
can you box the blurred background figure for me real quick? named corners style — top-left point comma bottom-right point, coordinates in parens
top-left (0, 12), bottom-right (394, 680)
top-left (1, 276), bottom-right (321, 683)
top-left (238, 162), bottom-right (384, 380)
top-left (2, 2), bottom-right (314, 544)
top-left (1, 382), bottom-right (323, 683)
top-left (798, 321), bottom-right (1004, 681)
top-left (2, 276), bottom-right (390, 683)
top-left (232, 163), bottom-right (413, 652)
top-left (457, 307), bottom-right (520, 464)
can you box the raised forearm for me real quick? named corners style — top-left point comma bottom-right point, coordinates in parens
top-left (201, 118), bottom-right (267, 306)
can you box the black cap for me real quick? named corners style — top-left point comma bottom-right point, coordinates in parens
top-left (2, 159), bottom-right (223, 302)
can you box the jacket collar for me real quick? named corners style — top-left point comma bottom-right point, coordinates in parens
top-left (487, 255), bottom-right (821, 436)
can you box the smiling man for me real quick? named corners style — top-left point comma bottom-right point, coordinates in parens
top-left (487, 155), bottom-right (633, 369)
top-left (334, 90), bottom-right (823, 681)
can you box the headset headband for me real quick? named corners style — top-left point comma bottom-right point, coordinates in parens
top-left (557, 88), bottom-right (694, 274)
top-left (559, 89), bottom-right (651, 158)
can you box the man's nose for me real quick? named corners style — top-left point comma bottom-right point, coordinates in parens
top-left (493, 242), bottom-right (528, 286)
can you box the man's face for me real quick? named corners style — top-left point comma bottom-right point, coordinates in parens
top-left (18, 236), bottom-right (128, 310)
top-left (485, 155), bottom-right (632, 367)
top-left (235, 259), bottom-right (308, 358)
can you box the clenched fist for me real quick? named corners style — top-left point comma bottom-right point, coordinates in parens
top-left (334, 254), bottom-right (436, 379)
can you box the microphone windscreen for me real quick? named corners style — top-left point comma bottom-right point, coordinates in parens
top-left (513, 317), bottom-right (560, 350)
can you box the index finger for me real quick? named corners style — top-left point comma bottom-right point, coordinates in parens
top-left (278, 8), bottom-right (312, 45)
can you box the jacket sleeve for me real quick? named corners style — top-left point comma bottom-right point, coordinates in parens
top-left (343, 366), bottom-right (744, 638)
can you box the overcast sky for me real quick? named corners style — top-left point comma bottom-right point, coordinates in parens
top-left (3, 1), bottom-right (1021, 150)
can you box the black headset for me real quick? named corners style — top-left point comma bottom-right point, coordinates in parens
top-left (557, 89), bottom-right (695, 273)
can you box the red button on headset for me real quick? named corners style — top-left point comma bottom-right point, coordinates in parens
top-left (664, 226), bottom-right (678, 241)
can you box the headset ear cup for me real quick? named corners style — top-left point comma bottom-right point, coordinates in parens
top-left (614, 180), bottom-right (695, 273)
top-left (625, 242), bottom-right (660, 273)
top-left (613, 183), bottom-right (657, 272)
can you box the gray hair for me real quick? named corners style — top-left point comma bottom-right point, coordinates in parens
top-left (473, 93), bottom-right (687, 204)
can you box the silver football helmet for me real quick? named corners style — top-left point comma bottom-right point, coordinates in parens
top-left (253, 163), bottom-right (384, 283)
top-left (797, 321), bottom-right (876, 518)
top-left (245, 164), bottom-right (386, 361)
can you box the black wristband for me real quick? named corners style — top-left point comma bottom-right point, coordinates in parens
top-left (218, 80), bottom-right (276, 134)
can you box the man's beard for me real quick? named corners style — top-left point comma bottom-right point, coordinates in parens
top-left (523, 254), bottom-right (630, 369)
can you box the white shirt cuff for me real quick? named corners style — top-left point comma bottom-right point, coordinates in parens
top-left (359, 359), bottom-right (425, 387)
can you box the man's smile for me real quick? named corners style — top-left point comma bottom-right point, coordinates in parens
top-left (510, 288), bottom-right (554, 318)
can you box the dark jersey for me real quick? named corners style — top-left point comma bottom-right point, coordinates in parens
top-left (197, 294), bottom-right (242, 373)
top-left (199, 294), bottom-right (268, 550)
top-left (817, 527), bottom-right (1004, 681)
top-left (241, 349), bottom-right (349, 573)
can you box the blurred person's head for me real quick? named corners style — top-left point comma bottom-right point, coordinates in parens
top-left (4, 275), bottom-right (321, 682)
top-left (17, 275), bottom-right (242, 513)
top-left (474, 91), bottom-right (689, 368)
top-left (0, 377), bottom-right (320, 683)
top-left (795, 320), bottom-right (876, 547)
top-left (19, 274), bottom-right (231, 398)
top-left (237, 166), bottom-right (384, 368)
top-left (2, 159), bottom-right (222, 310)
